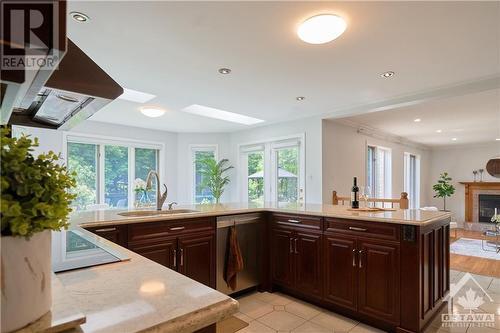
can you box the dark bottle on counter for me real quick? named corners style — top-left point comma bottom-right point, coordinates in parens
top-left (351, 177), bottom-right (359, 209)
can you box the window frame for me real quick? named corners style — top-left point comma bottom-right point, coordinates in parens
top-left (238, 133), bottom-right (306, 204)
top-left (365, 144), bottom-right (392, 200)
top-left (63, 132), bottom-right (164, 210)
top-left (404, 152), bottom-right (421, 209)
top-left (189, 144), bottom-right (219, 204)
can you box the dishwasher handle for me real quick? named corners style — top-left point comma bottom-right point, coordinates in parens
top-left (217, 215), bottom-right (261, 228)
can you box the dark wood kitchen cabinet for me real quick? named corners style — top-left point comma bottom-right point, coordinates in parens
top-left (178, 231), bottom-right (216, 288)
top-left (85, 225), bottom-right (128, 247)
top-left (270, 213), bottom-right (323, 300)
top-left (129, 237), bottom-right (177, 269)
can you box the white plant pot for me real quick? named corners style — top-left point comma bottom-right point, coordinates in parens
top-left (1, 231), bottom-right (52, 333)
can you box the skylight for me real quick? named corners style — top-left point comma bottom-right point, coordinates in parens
top-left (119, 88), bottom-right (156, 103)
top-left (182, 104), bottom-right (264, 125)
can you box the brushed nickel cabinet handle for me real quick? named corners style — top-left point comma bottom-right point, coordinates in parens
top-left (173, 249), bottom-right (177, 268)
top-left (352, 249), bottom-right (356, 267)
top-left (94, 227), bottom-right (116, 233)
top-left (294, 238), bottom-right (298, 254)
top-left (287, 219), bottom-right (300, 224)
top-left (289, 238), bottom-right (293, 253)
top-left (349, 226), bottom-right (367, 232)
top-left (358, 250), bottom-right (364, 268)
top-left (170, 226), bottom-right (185, 231)
top-left (180, 248), bottom-right (184, 266)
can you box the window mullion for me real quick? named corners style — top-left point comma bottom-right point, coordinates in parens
top-left (98, 145), bottom-right (105, 205)
top-left (129, 147), bottom-right (135, 209)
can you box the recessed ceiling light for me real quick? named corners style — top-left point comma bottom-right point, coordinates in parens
top-left (119, 88), bottom-right (156, 103)
top-left (436, 129), bottom-right (442, 133)
top-left (496, 138), bottom-right (500, 141)
top-left (297, 14), bottom-right (347, 44)
top-left (218, 68), bottom-right (231, 74)
top-left (296, 96), bottom-right (305, 101)
top-left (414, 118), bottom-right (421, 122)
top-left (70, 11), bottom-right (90, 23)
top-left (381, 71), bottom-right (395, 78)
top-left (451, 138), bottom-right (458, 141)
top-left (140, 106), bottom-right (166, 118)
top-left (182, 104), bottom-right (264, 125)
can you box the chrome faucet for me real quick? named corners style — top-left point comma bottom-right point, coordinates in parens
top-left (145, 170), bottom-right (168, 210)
top-left (167, 202), bottom-right (178, 210)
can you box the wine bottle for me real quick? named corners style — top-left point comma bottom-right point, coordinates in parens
top-left (351, 177), bottom-right (359, 209)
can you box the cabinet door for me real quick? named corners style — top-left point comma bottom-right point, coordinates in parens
top-left (86, 225), bottom-right (127, 247)
top-left (294, 231), bottom-right (322, 298)
top-left (129, 238), bottom-right (177, 269)
top-left (323, 235), bottom-right (358, 311)
top-left (271, 228), bottom-right (294, 288)
top-left (358, 239), bottom-right (400, 324)
top-left (178, 232), bottom-right (215, 288)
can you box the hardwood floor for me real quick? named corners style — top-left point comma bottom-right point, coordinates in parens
top-left (450, 228), bottom-right (500, 278)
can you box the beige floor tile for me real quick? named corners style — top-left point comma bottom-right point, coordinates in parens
top-left (237, 296), bottom-right (275, 319)
top-left (255, 292), bottom-right (296, 306)
top-left (257, 310), bottom-right (306, 331)
top-left (291, 321), bottom-right (334, 333)
top-left (349, 323), bottom-right (386, 333)
top-left (488, 278), bottom-right (500, 292)
top-left (233, 312), bottom-right (254, 323)
top-left (237, 320), bottom-right (276, 333)
top-left (310, 311), bottom-right (358, 332)
top-left (285, 300), bottom-right (322, 320)
top-left (466, 325), bottom-right (499, 333)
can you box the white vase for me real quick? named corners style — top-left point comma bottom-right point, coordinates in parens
top-left (1, 231), bottom-right (52, 332)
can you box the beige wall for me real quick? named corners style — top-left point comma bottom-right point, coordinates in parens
top-left (429, 142), bottom-right (500, 221)
top-left (321, 120), bottom-right (432, 207)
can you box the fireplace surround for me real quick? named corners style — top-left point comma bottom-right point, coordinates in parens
top-left (460, 182), bottom-right (500, 222)
top-left (478, 194), bottom-right (500, 222)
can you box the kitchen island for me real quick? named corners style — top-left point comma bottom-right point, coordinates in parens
top-left (62, 203), bottom-right (451, 333)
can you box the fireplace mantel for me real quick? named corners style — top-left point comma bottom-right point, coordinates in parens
top-left (459, 182), bottom-right (500, 222)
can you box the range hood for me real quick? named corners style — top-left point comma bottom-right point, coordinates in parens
top-left (7, 39), bottom-right (123, 130)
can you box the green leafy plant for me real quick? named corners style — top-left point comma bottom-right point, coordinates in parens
top-left (432, 172), bottom-right (455, 211)
top-left (1, 127), bottom-right (76, 238)
top-left (196, 158), bottom-right (233, 204)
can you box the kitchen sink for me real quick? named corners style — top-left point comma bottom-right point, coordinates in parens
top-left (118, 209), bottom-right (199, 217)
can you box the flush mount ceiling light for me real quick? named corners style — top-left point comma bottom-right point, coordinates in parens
top-left (451, 138), bottom-right (458, 141)
top-left (140, 106), bottom-right (166, 118)
top-left (296, 96), bottom-right (305, 101)
top-left (182, 104), bottom-right (264, 125)
top-left (218, 68), bottom-right (231, 74)
top-left (297, 14), bottom-right (347, 44)
top-left (436, 129), bottom-right (442, 133)
top-left (380, 71), bottom-right (395, 78)
top-left (70, 11), bottom-right (90, 23)
top-left (119, 88), bottom-right (156, 103)
top-left (496, 138), bottom-right (500, 141)
top-left (414, 118), bottom-right (421, 122)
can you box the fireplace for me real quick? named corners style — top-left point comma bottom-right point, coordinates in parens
top-left (478, 194), bottom-right (500, 222)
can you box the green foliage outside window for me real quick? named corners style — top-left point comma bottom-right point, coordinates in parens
top-left (1, 127), bottom-right (76, 238)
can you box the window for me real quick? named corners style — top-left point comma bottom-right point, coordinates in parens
top-left (404, 152), bottom-right (420, 209)
top-left (191, 145), bottom-right (217, 204)
top-left (366, 145), bottom-right (392, 201)
top-left (240, 135), bottom-right (305, 205)
top-left (66, 135), bottom-right (161, 210)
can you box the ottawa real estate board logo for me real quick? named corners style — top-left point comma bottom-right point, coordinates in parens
top-left (1, 1), bottom-right (61, 71)
top-left (442, 272), bottom-right (496, 328)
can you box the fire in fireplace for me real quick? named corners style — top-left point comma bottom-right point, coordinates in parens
top-left (478, 194), bottom-right (500, 222)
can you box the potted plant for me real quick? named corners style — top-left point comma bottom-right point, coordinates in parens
top-left (1, 127), bottom-right (76, 332)
top-left (432, 172), bottom-right (455, 211)
top-left (196, 158), bottom-right (233, 204)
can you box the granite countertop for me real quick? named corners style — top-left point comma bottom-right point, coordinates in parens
top-left (53, 229), bottom-right (238, 333)
top-left (71, 202), bottom-right (451, 228)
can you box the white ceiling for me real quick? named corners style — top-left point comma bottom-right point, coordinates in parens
top-left (67, 1), bottom-right (500, 133)
top-left (337, 88), bottom-right (500, 147)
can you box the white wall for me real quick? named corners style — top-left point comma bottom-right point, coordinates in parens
top-left (429, 142), bottom-right (500, 221)
top-left (176, 132), bottom-right (231, 204)
top-left (321, 120), bottom-right (432, 206)
top-left (228, 116), bottom-right (323, 204)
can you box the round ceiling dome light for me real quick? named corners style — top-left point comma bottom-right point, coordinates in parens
top-left (218, 68), bottom-right (231, 74)
top-left (70, 11), bottom-right (90, 23)
top-left (296, 96), bottom-right (305, 101)
top-left (381, 71), bottom-right (395, 78)
top-left (297, 14), bottom-right (347, 44)
top-left (140, 106), bottom-right (166, 118)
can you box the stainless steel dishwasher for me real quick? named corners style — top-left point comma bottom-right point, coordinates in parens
top-left (216, 213), bottom-right (261, 295)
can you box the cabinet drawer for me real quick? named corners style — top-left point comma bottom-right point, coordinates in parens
top-left (128, 217), bottom-right (215, 243)
top-left (272, 213), bottom-right (322, 230)
top-left (85, 225), bottom-right (128, 247)
top-left (324, 218), bottom-right (400, 241)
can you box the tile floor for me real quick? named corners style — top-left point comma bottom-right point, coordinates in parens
top-left (233, 270), bottom-right (500, 333)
